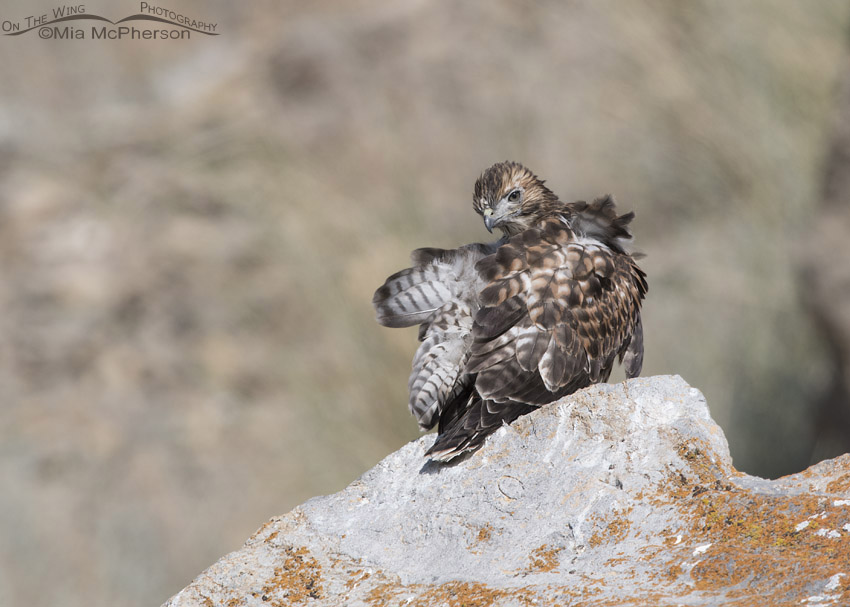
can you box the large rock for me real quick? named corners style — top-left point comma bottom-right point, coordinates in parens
top-left (164, 376), bottom-right (850, 606)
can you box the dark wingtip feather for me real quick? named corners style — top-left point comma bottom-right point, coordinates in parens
top-left (372, 284), bottom-right (391, 305)
top-left (623, 315), bottom-right (644, 378)
top-left (425, 398), bottom-right (537, 461)
top-left (411, 247), bottom-right (448, 265)
top-left (424, 436), bottom-right (476, 462)
top-left (565, 195), bottom-right (639, 252)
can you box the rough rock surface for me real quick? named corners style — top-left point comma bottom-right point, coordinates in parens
top-left (164, 376), bottom-right (850, 606)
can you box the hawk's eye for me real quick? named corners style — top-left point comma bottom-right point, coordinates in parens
top-left (507, 190), bottom-right (521, 203)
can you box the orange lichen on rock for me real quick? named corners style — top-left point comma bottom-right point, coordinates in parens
top-left (646, 459), bottom-right (850, 606)
top-left (526, 544), bottom-right (563, 573)
top-left (344, 568), bottom-right (371, 592)
top-left (366, 580), bottom-right (537, 607)
top-left (476, 524), bottom-right (494, 544)
top-left (662, 440), bottom-right (735, 499)
top-left (685, 493), bottom-right (850, 598)
top-left (465, 523), bottom-right (496, 554)
top-left (588, 506), bottom-right (633, 548)
top-left (252, 546), bottom-right (324, 605)
top-left (827, 472), bottom-right (850, 494)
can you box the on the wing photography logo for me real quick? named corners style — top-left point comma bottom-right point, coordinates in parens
top-left (2, 3), bottom-right (218, 40)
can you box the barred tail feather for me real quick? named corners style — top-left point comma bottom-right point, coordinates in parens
top-left (408, 334), bottom-right (470, 430)
top-left (372, 266), bottom-right (453, 328)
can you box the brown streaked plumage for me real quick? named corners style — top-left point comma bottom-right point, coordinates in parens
top-left (373, 161), bottom-right (647, 461)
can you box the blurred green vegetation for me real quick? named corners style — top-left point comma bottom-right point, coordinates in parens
top-left (0, 1), bottom-right (849, 606)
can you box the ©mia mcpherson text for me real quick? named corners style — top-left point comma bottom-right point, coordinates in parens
top-left (1, 3), bottom-right (218, 38)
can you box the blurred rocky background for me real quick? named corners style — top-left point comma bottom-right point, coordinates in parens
top-left (1, 1), bottom-right (849, 606)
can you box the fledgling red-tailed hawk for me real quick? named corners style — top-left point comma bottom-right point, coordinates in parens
top-left (373, 161), bottom-right (647, 461)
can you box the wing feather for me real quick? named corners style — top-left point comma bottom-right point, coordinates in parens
top-left (468, 215), bottom-right (646, 406)
top-left (403, 304), bottom-right (476, 431)
top-left (373, 242), bottom-right (498, 429)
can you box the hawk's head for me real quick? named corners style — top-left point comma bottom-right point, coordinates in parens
top-left (473, 161), bottom-right (560, 236)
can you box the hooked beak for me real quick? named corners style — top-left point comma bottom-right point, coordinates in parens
top-left (483, 209), bottom-right (495, 233)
